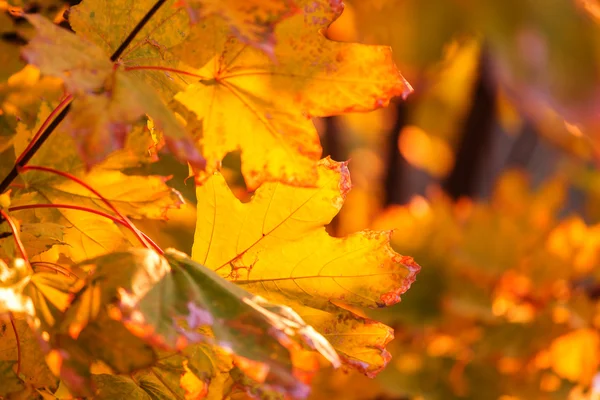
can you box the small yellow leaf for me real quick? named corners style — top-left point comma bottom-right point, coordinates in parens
top-left (176, 0), bottom-right (411, 189)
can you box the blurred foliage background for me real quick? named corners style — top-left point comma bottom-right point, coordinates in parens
top-left (4, 0), bottom-right (600, 398)
top-left (308, 0), bottom-right (600, 399)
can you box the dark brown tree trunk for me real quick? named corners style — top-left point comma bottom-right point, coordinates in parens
top-left (384, 99), bottom-right (411, 205)
top-left (443, 48), bottom-right (497, 199)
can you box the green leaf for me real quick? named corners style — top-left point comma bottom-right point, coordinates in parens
top-left (89, 341), bottom-right (232, 400)
top-left (55, 313), bottom-right (157, 373)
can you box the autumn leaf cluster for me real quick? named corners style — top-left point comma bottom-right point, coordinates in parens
top-left (0, 0), bottom-right (420, 399)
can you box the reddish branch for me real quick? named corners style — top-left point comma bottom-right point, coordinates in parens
top-left (0, 103), bottom-right (71, 195)
top-left (9, 203), bottom-right (163, 254)
top-left (30, 261), bottom-right (75, 277)
top-left (19, 165), bottom-right (153, 250)
top-left (15, 94), bottom-right (73, 166)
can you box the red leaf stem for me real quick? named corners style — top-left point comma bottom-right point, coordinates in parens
top-left (30, 261), bottom-right (76, 277)
top-left (19, 165), bottom-right (153, 251)
top-left (8, 203), bottom-right (163, 254)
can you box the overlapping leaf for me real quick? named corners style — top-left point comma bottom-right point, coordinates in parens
top-left (0, 220), bottom-right (66, 260)
top-left (89, 339), bottom-right (232, 399)
top-left (49, 248), bottom-right (338, 398)
top-left (193, 157), bottom-right (420, 376)
top-left (68, 0), bottom-right (193, 100)
top-left (63, 0), bottom-right (411, 188)
top-left (21, 14), bottom-right (203, 168)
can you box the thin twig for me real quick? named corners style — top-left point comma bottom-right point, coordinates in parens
top-left (0, 104), bottom-right (71, 195)
top-left (19, 165), bottom-right (152, 250)
top-left (9, 203), bottom-right (163, 254)
top-left (15, 94), bottom-right (73, 165)
top-left (110, 0), bottom-right (167, 62)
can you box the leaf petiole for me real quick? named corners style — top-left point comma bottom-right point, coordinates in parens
top-left (14, 94), bottom-right (73, 166)
top-left (8, 203), bottom-right (163, 254)
top-left (19, 165), bottom-right (152, 250)
top-left (30, 261), bottom-right (76, 277)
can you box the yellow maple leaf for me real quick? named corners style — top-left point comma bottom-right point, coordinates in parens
top-left (176, 0), bottom-right (411, 190)
top-left (193, 157), bottom-right (420, 376)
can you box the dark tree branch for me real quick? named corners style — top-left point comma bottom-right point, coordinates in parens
top-left (110, 0), bottom-right (166, 61)
top-left (384, 99), bottom-right (411, 205)
top-left (0, 104), bottom-right (71, 194)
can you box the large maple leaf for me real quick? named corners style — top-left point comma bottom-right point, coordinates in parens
top-left (193, 157), bottom-right (420, 376)
top-left (174, 0), bottom-right (411, 190)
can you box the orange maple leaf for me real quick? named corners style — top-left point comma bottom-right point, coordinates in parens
top-left (175, 0), bottom-right (412, 190)
top-left (193, 157), bottom-right (420, 376)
